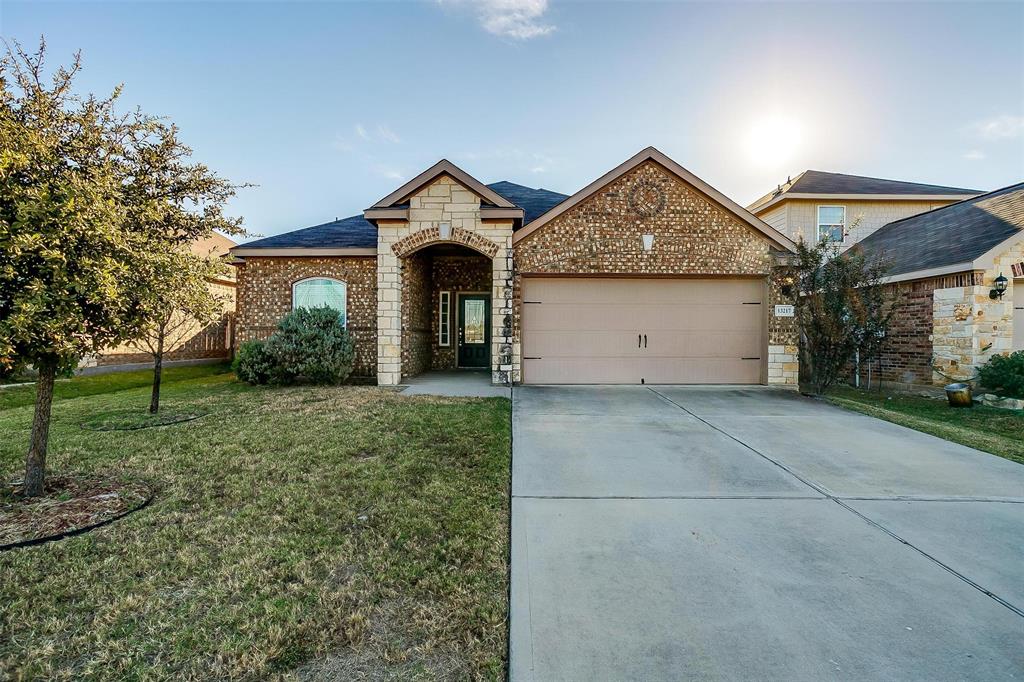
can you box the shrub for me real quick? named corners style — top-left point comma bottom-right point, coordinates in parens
top-left (262, 307), bottom-right (355, 385)
top-left (232, 340), bottom-right (275, 385)
top-left (978, 351), bottom-right (1024, 399)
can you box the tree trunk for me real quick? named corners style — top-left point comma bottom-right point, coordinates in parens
top-left (150, 331), bottom-right (164, 414)
top-left (23, 360), bottom-right (57, 498)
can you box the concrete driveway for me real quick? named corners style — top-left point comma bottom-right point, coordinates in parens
top-left (510, 386), bottom-right (1024, 681)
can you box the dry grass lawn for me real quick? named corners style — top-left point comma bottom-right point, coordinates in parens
top-left (0, 366), bottom-right (511, 680)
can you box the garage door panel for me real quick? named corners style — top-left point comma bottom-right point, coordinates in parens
top-left (523, 330), bottom-right (645, 358)
top-left (522, 278), bottom-right (765, 385)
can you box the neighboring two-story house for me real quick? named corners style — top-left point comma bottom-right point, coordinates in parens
top-left (748, 170), bottom-right (981, 249)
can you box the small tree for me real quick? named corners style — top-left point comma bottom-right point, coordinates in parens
top-left (0, 41), bottom-right (243, 496)
top-left (779, 237), bottom-right (896, 395)
top-left (135, 250), bottom-right (229, 413)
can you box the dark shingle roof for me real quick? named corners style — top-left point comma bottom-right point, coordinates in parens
top-left (853, 183), bottom-right (1024, 277)
top-left (238, 215), bottom-right (378, 249)
top-left (487, 181), bottom-right (569, 225)
top-left (236, 180), bottom-right (569, 251)
top-left (750, 170), bottom-right (981, 211)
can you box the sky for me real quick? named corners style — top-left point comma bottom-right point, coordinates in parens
top-left (2, 0), bottom-right (1023, 242)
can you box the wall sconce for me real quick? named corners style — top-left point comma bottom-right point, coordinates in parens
top-left (989, 273), bottom-right (1008, 300)
top-left (641, 234), bottom-right (655, 252)
top-left (438, 222), bottom-right (452, 240)
top-left (780, 275), bottom-right (796, 298)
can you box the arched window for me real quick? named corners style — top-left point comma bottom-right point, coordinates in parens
top-left (292, 277), bottom-right (347, 326)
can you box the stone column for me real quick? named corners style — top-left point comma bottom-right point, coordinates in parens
top-left (377, 231), bottom-right (402, 385)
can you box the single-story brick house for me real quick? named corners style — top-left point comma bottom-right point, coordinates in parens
top-left (231, 147), bottom-right (800, 386)
top-left (852, 182), bottom-right (1024, 387)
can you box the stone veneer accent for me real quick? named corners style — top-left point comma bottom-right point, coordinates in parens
top-left (376, 176), bottom-right (513, 385)
top-left (514, 160), bottom-right (799, 386)
top-left (931, 238), bottom-right (1024, 384)
top-left (234, 256), bottom-right (378, 378)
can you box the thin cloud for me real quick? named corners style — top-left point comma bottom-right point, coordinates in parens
top-left (971, 114), bottom-right (1024, 140)
top-left (376, 124), bottom-right (401, 144)
top-left (963, 149), bottom-right (986, 161)
top-left (441, 0), bottom-right (555, 40)
top-left (355, 123), bottom-right (371, 141)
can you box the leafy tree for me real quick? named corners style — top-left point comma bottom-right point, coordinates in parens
top-left (778, 237), bottom-right (896, 395)
top-left (0, 41), bottom-right (243, 496)
top-left (134, 250), bottom-right (230, 414)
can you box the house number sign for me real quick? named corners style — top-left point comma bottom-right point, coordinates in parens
top-left (774, 304), bottom-right (795, 317)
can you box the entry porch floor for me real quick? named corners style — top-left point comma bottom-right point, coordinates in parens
top-left (400, 370), bottom-right (511, 398)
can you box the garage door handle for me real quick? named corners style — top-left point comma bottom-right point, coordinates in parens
top-left (742, 357), bottom-right (761, 360)
top-left (638, 334), bottom-right (642, 348)
top-left (644, 334), bottom-right (648, 348)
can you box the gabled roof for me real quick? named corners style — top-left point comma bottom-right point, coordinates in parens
top-left (367, 159), bottom-right (519, 211)
top-left (512, 146), bottom-right (796, 252)
top-left (749, 170), bottom-right (982, 213)
top-left (230, 180), bottom-right (568, 255)
top-left (487, 181), bottom-right (568, 225)
top-left (852, 182), bottom-right (1024, 281)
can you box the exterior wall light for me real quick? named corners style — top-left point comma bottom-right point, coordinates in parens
top-left (642, 234), bottom-right (655, 251)
top-left (990, 273), bottom-right (1008, 300)
top-left (438, 222), bottom-right (452, 240)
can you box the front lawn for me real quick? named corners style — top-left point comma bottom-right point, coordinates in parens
top-left (827, 387), bottom-right (1024, 465)
top-left (0, 371), bottom-right (511, 679)
top-left (0, 362), bottom-right (230, 412)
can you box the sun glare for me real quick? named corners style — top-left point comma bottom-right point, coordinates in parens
top-left (744, 114), bottom-right (802, 166)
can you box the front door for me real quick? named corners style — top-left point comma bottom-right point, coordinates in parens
top-left (458, 294), bottom-right (490, 368)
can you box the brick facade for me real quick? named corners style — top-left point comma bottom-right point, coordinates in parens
top-left (234, 256), bottom-right (378, 378)
top-left (513, 160), bottom-right (799, 385)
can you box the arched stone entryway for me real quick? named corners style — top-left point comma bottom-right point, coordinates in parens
top-left (398, 243), bottom-right (495, 379)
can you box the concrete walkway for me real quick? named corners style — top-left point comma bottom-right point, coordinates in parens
top-left (400, 370), bottom-right (510, 398)
top-left (510, 386), bottom-right (1024, 681)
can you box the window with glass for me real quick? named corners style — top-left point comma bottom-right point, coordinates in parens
top-left (817, 206), bottom-right (846, 243)
top-left (292, 277), bottom-right (347, 326)
top-left (438, 291), bottom-right (451, 346)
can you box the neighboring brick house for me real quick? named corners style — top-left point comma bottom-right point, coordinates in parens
top-left (231, 147), bottom-right (801, 386)
top-left (84, 232), bottom-right (238, 369)
top-left (852, 183), bottom-right (1024, 387)
top-left (748, 170), bottom-right (980, 249)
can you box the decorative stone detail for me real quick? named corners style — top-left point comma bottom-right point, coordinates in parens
top-left (391, 225), bottom-right (500, 259)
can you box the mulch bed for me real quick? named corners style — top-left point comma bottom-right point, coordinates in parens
top-left (1, 474), bottom-right (152, 550)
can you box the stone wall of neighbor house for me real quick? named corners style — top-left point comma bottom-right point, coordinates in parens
top-left (91, 279), bottom-right (237, 367)
top-left (400, 252), bottom-right (432, 378)
top-left (513, 159), bottom-right (799, 385)
top-left (377, 175), bottom-right (512, 385)
top-left (931, 239), bottom-right (1024, 384)
top-left (234, 256), bottom-right (377, 377)
top-left (776, 199), bottom-right (953, 249)
top-left (429, 255), bottom-right (492, 370)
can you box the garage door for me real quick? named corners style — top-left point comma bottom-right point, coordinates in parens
top-left (521, 278), bottom-right (765, 385)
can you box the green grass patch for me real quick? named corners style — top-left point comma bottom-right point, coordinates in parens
top-left (0, 374), bottom-right (511, 679)
top-left (0, 363), bottom-right (231, 412)
top-left (827, 386), bottom-right (1024, 465)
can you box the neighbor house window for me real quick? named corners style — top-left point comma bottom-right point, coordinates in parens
top-left (292, 277), bottom-right (347, 326)
top-left (817, 206), bottom-right (846, 242)
top-left (438, 291), bottom-right (451, 346)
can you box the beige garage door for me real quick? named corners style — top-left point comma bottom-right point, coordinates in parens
top-left (521, 277), bottom-right (765, 385)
